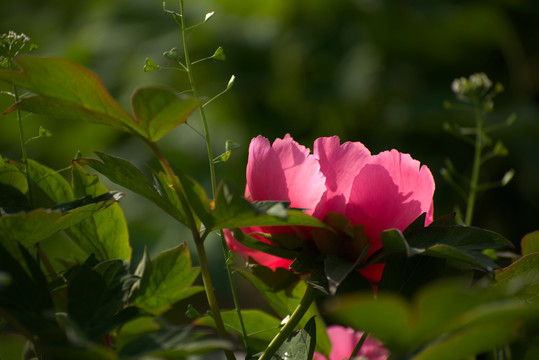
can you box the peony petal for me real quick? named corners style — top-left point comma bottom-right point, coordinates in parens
top-left (346, 150), bottom-right (435, 282)
top-left (313, 326), bottom-right (388, 360)
top-left (313, 136), bottom-right (371, 217)
top-left (223, 228), bottom-right (293, 270)
top-left (247, 134), bottom-right (326, 215)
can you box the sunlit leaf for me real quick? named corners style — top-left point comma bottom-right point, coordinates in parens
top-left (130, 86), bottom-right (199, 142)
top-left (495, 253), bottom-right (539, 304)
top-left (66, 161), bottom-right (132, 261)
top-left (77, 152), bottom-right (189, 225)
top-left (521, 231), bottom-right (539, 256)
top-left (130, 244), bottom-right (202, 314)
top-left (195, 309), bottom-right (281, 353)
top-left (0, 56), bottom-right (137, 134)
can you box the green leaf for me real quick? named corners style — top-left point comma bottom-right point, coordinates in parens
top-left (67, 259), bottom-right (140, 339)
top-left (324, 250), bottom-right (367, 296)
top-left (26, 159), bottom-right (74, 208)
top-left (275, 316), bottom-right (316, 360)
top-left (0, 241), bottom-right (66, 345)
top-left (66, 162), bottom-right (131, 261)
top-left (327, 279), bottom-right (539, 357)
top-left (495, 253), bottom-right (539, 304)
top-left (77, 152), bottom-right (189, 225)
top-left (521, 231), bottom-right (539, 255)
top-left (0, 193), bottom-right (122, 248)
top-left (231, 229), bottom-right (300, 260)
top-left (238, 267), bottom-right (331, 356)
top-left (195, 310), bottom-right (281, 353)
top-left (377, 226), bottom-right (511, 274)
top-left (119, 325), bottom-right (233, 358)
top-left (143, 57), bottom-right (159, 72)
top-left (130, 86), bottom-right (199, 142)
top-left (210, 181), bottom-right (329, 231)
top-left (130, 244), bottom-right (203, 314)
top-left (0, 56), bottom-right (137, 134)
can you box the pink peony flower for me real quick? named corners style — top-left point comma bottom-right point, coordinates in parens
top-left (225, 134), bottom-right (434, 282)
top-left (313, 326), bottom-right (388, 360)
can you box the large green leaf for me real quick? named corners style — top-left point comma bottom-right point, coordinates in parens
top-left (495, 253), bottom-right (539, 304)
top-left (130, 244), bottom-right (203, 314)
top-left (0, 192), bottom-right (123, 248)
top-left (327, 280), bottom-right (539, 358)
top-left (65, 162), bottom-right (131, 261)
top-left (77, 152), bottom-right (189, 225)
top-left (195, 309), bottom-right (281, 353)
top-left (521, 231), bottom-right (539, 256)
top-left (130, 86), bottom-right (199, 142)
top-left (0, 56), bottom-right (137, 135)
top-left (376, 226), bottom-right (511, 274)
top-left (238, 266), bottom-right (331, 356)
top-left (119, 325), bottom-right (233, 359)
top-left (26, 158), bottom-right (74, 208)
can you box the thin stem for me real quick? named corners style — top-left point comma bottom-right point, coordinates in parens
top-left (14, 85), bottom-right (34, 206)
top-left (464, 101), bottom-right (484, 226)
top-left (259, 283), bottom-right (319, 360)
top-left (348, 331), bottom-right (369, 360)
top-left (195, 238), bottom-right (236, 360)
top-left (220, 231), bottom-right (249, 352)
top-left (148, 140), bottom-right (235, 360)
top-left (179, 0), bottom-right (217, 197)
top-left (177, 2), bottom-right (246, 358)
top-left (146, 140), bottom-right (199, 233)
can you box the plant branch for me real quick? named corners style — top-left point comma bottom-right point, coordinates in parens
top-left (259, 283), bottom-right (319, 360)
top-left (464, 101), bottom-right (484, 226)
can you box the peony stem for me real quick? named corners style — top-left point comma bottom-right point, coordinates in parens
top-left (348, 331), bottom-right (369, 360)
top-left (259, 283), bottom-right (319, 360)
top-left (464, 101), bottom-right (484, 226)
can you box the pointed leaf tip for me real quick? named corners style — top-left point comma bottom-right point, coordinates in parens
top-left (227, 75), bottom-right (235, 90)
top-left (204, 11), bottom-right (215, 22)
top-left (212, 46), bottom-right (226, 61)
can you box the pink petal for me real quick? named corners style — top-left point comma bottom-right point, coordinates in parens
top-left (313, 326), bottom-right (388, 360)
top-left (246, 134), bottom-right (326, 215)
top-left (346, 150), bottom-right (435, 281)
top-left (313, 136), bottom-right (371, 217)
top-left (223, 228), bottom-right (293, 270)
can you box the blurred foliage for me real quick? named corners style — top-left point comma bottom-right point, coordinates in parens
top-left (1, 0), bottom-right (538, 340)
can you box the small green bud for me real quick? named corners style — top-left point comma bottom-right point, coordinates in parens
top-left (226, 74), bottom-right (236, 90)
top-left (204, 11), bottom-right (215, 22)
top-left (163, 47), bottom-right (178, 60)
top-left (0, 31), bottom-right (37, 68)
top-left (501, 169), bottom-right (515, 186)
top-left (225, 250), bottom-right (235, 266)
top-left (38, 126), bottom-right (52, 138)
top-left (143, 58), bottom-right (159, 72)
top-left (212, 46), bottom-right (225, 61)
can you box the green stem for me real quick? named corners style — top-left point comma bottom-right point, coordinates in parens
top-left (259, 283), bottom-right (319, 360)
top-left (14, 85), bottom-right (34, 206)
top-left (348, 331), bottom-right (369, 360)
top-left (195, 238), bottom-right (236, 360)
top-left (464, 102), bottom-right (484, 226)
top-left (220, 230), bottom-right (249, 352)
top-left (179, 0), bottom-right (217, 198)
top-left (177, 2), bottom-right (247, 356)
top-left (147, 140), bottom-right (235, 360)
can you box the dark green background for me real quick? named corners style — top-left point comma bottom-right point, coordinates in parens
top-left (0, 1), bottom-right (538, 350)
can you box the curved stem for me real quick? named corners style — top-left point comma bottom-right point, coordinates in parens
top-left (259, 283), bottom-right (319, 360)
top-left (464, 102), bottom-right (484, 226)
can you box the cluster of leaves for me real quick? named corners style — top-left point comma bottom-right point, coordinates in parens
top-left (0, 17), bottom-right (538, 360)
